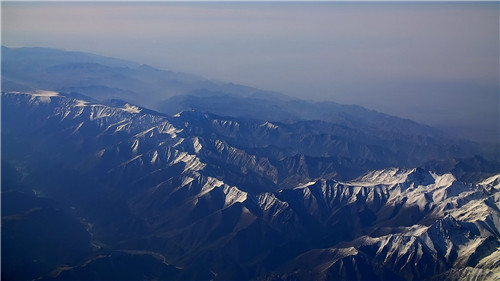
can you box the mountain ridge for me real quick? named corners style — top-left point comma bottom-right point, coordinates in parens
top-left (2, 90), bottom-right (499, 280)
top-left (4, 45), bottom-right (492, 152)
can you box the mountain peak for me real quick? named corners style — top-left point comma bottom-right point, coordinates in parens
top-left (2, 46), bottom-right (499, 281)
top-left (406, 167), bottom-right (435, 186)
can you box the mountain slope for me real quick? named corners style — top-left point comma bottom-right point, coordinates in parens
top-left (1, 46), bottom-right (282, 109)
top-left (2, 91), bottom-right (499, 281)
top-left (3, 46), bottom-right (490, 162)
top-left (159, 92), bottom-right (446, 138)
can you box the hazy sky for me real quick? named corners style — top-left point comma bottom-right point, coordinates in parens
top-left (2, 1), bottom-right (499, 142)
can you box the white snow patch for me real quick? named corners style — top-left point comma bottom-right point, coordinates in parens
top-left (32, 90), bottom-right (59, 97)
top-left (75, 100), bottom-right (88, 107)
top-left (257, 193), bottom-right (289, 216)
top-left (24, 90), bottom-right (59, 103)
top-left (115, 122), bottom-right (131, 133)
top-left (96, 149), bottom-right (105, 158)
top-left (433, 173), bottom-right (456, 188)
top-left (222, 185), bottom-right (247, 207)
top-left (477, 247), bottom-right (500, 268)
top-left (213, 119), bottom-right (239, 128)
top-left (199, 177), bottom-right (225, 197)
top-left (172, 138), bottom-right (184, 147)
top-left (131, 139), bottom-right (139, 153)
top-left (452, 198), bottom-right (493, 222)
top-left (74, 99), bottom-right (98, 107)
top-left (151, 150), bottom-right (158, 165)
top-left (294, 181), bottom-right (317, 190)
top-left (116, 154), bottom-right (143, 168)
top-left (8, 90), bottom-right (58, 101)
top-left (158, 122), bottom-right (183, 138)
top-left (260, 121), bottom-right (279, 130)
top-left (73, 106), bottom-right (85, 118)
top-left (133, 127), bottom-right (155, 138)
top-left (348, 168), bottom-right (411, 187)
top-left (480, 174), bottom-right (500, 189)
top-left (171, 152), bottom-right (206, 172)
top-left (405, 224), bottom-right (429, 237)
top-left (72, 122), bottom-right (84, 134)
top-left (121, 104), bottom-right (141, 114)
top-left (181, 176), bottom-right (194, 187)
top-left (60, 110), bottom-right (71, 120)
top-left (456, 238), bottom-right (487, 266)
top-left (193, 137), bottom-right (202, 154)
top-left (89, 106), bottom-right (114, 120)
top-left (258, 193), bottom-right (278, 211)
top-left (336, 247), bottom-right (359, 257)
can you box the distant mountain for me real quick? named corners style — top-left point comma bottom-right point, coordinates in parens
top-left (2, 91), bottom-right (499, 281)
top-left (424, 156), bottom-right (500, 183)
top-left (4, 46), bottom-right (491, 162)
top-left (1, 46), bottom-right (282, 109)
top-left (159, 92), bottom-right (460, 142)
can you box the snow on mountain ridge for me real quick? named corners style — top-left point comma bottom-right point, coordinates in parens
top-left (348, 167), bottom-right (412, 186)
top-left (480, 174), bottom-right (500, 190)
top-left (9, 89), bottom-right (61, 104)
top-left (3, 90), bottom-right (499, 281)
top-left (121, 103), bottom-right (141, 114)
top-left (192, 137), bottom-right (202, 154)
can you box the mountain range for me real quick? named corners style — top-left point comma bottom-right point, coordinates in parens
top-left (2, 46), bottom-right (500, 281)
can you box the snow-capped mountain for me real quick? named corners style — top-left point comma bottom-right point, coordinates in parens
top-left (1, 46), bottom-right (283, 110)
top-left (4, 46), bottom-right (492, 162)
top-left (2, 91), bottom-right (499, 281)
top-left (273, 170), bottom-right (500, 280)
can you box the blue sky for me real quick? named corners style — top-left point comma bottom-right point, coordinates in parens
top-left (2, 2), bottom-right (499, 142)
